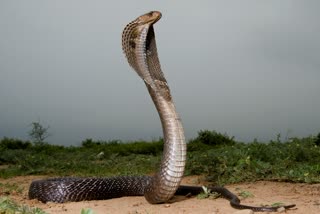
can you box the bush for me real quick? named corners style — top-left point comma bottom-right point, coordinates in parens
top-left (315, 133), bottom-right (320, 146)
top-left (81, 138), bottom-right (102, 148)
top-left (195, 130), bottom-right (235, 146)
top-left (0, 138), bottom-right (31, 150)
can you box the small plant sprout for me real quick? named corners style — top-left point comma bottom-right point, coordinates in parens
top-left (197, 186), bottom-right (220, 199)
top-left (235, 188), bottom-right (254, 198)
top-left (81, 208), bottom-right (96, 214)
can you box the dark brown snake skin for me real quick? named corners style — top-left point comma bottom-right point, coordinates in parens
top-left (29, 11), bottom-right (295, 212)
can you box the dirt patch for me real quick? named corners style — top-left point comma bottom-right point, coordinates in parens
top-left (1, 176), bottom-right (319, 214)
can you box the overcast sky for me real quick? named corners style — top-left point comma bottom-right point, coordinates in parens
top-left (1, 1), bottom-right (319, 146)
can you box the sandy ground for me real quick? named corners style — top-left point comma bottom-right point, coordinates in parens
top-left (1, 175), bottom-right (319, 214)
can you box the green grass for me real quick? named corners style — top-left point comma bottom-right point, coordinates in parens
top-left (0, 197), bottom-right (46, 214)
top-left (0, 131), bottom-right (319, 184)
top-left (196, 186), bottom-right (220, 199)
top-left (0, 182), bottom-right (23, 195)
top-left (235, 188), bottom-right (254, 199)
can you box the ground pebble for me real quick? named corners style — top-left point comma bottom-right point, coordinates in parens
top-left (277, 207), bottom-right (286, 213)
top-left (232, 210), bottom-right (254, 214)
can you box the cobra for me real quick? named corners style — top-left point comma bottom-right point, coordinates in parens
top-left (29, 11), bottom-right (295, 212)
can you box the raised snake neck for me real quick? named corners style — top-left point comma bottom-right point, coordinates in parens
top-left (28, 11), bottom-right (295, 212)
top-left (122, 10), bottom-right (186, 204)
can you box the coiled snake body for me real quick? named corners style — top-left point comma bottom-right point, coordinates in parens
top-left (29, 11), bottom-right (295, 212)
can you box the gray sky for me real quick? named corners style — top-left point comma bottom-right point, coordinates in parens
top-left (1, 1), bottom-right (319, 146)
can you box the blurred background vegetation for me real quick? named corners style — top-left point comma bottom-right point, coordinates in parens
top-left (1, 129), bottom-right (319, 184)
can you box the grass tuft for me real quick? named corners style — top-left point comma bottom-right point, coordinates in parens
top-left (0, 197), bottom-right (46, 214)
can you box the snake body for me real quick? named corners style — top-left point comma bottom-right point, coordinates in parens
top-left (29, 11), bottom-right (295, 212)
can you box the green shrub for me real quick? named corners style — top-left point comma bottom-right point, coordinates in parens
top-left (187, 140), bottom-right (212, 152)
top-left (0, 138), bottom-right (31, 150)
top-left (81, 139), bottom-right (163, 157)
top-left (315, 132), bottom-right (320, 146)
top-left (81, 138), bottom-right (102, 148)
top-left (195, 130), bottom-right (235, 146)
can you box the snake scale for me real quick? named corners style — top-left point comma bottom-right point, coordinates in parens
top-left (29, 11), bottom-right (295, 212)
